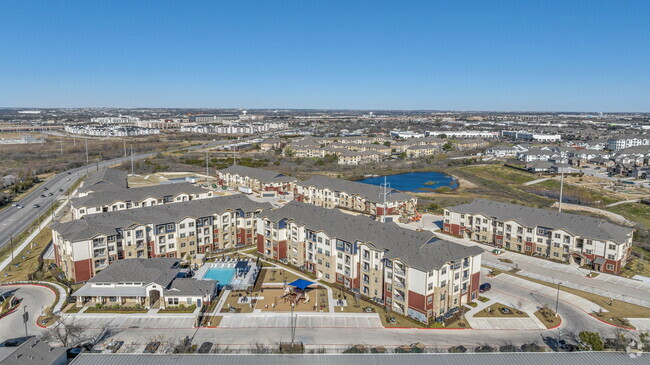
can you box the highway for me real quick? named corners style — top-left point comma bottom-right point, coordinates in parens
top-left (0, 138), bottom-right (245, 254)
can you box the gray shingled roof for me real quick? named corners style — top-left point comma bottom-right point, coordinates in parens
top-left (262, 202), bottom-right (482, 271)
top-left (71, 182), bottom-right (210, 208)
top-left (0, 337), bottom-right (67, 365)
top-left (164, 278), bottom-right (217, 296)
top-left (79, 168), bottom-right (128, 193)
top-left (447, 199), bottom-right (633, 243)
top-left (296, 175), bottom-right (413, 203)
top-left (87, 258), bottom-right (180, 286)
top-left (53, 195), bottom-right (272, 242)
top-left (218, 165), bottom-right (296, 183)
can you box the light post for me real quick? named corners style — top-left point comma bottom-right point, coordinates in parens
top-left (22, 305), bottom-right (28, 338)
top-left (555, 281), bottom-right (561, 316)
top-left (290, 302), bottom-right (296, 346)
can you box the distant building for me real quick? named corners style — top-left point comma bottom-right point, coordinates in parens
top-left (606, 134), bottom-right (650, 150)
top-left (216, 165), bottom-right (297, 196)
top-left (501, 130), bottom-right (561, 142)
top-left (390, 131), bottom-right (425, 139)
top-left (425, 131), bottom-right (499, 139)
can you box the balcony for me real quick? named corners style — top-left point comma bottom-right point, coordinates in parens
top-left (393, 266), bottom-right (405, 277)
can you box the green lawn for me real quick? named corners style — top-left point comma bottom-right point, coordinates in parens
top-left (456, 164), bottom-right (537, 185)
top-left (607, 203), bottom-right (650, 229)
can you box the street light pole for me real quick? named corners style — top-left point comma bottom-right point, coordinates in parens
top-left (23, 305), bottom-right (28, 337)
top-left (555, 281), bottom-right (561, 316)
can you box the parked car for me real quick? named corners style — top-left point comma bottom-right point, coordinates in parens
top-left (33, 204), bottom-right (40, 208)
top-left (198, 342), bottom-right (213, 354)
top-left (479, 283), bottom-right (491, 293)
top-left (48, 192), bottom-right (53, 196)
top-left (40, 194), bottom-right (46, 198)
top-left (43, 187), bottom-right (48, 190)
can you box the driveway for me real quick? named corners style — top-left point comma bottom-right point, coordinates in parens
top-left (0, 285), bottom-right (56, 342)
top-left (435, 231), bottom-right (650, 308)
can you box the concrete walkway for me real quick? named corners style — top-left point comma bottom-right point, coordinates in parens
top-left (606, 199), bottom-right (640, 207)
top-left (627, 318), bottom-right (650, 331)
top-left (522, 177), bottom-right (550, 186)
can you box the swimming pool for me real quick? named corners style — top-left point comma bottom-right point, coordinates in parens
top-left (202, 267), bottom-right (236, 286)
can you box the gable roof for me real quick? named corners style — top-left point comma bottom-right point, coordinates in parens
top-left (296, 175), bottom-right (413, 203)
top-left (261, 201), bottom-right (482, 271)
top-left (447, 199), bottom-right (633, 243)
top-left (217, 165), bottom-right (296, 183)
top-left (87, 258), bottom-right (180, 286)
top-left (71, 182), bottom-right (210, 208)
top-left (79, 168), bottom-right (128, 193)
top-left (53, 195), bottom-right (271, 242)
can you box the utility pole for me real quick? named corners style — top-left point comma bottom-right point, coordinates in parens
top-left (123, 139), bottom-right (127, 157)
top-left (233, 147), bottom-right (237, 166)
top-left (558, 172), bottom-right (565, 212)
top-left (205, 150), bottom-right (209, 177)
top-left (22, 306), bottom-right (28, 338)
top-left (130, 146), bottom-right (135, 175)
top-left (380, 176), bottom-right (390, 222)
top-left (555, 281), bottom-right (561, 316)
top-left (85, 139), bottom-right (89, 164)
top-left (60, 137), bottom-right (63, 155)
top-left (9, 235), bottom-right (13, 271)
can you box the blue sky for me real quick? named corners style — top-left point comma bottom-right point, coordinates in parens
top-left (1, 0), bottom-right (648, 111)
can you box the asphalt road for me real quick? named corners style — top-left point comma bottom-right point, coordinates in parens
top-left (0, 138), bottom-right (234, 254)
top-left (0, 285), bottom-right (55, 343)
top-left (0, 153), bottom-right (154, 252)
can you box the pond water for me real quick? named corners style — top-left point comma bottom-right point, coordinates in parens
top-left (357, 171), bottom-right (458, 192)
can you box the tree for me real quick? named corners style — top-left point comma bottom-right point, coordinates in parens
top-left (383, 141), bottom-right (391, 147)
top-left (443, 143), bottom-right (453, 152)
top-left (438, 134), bottom-right (448, 139)
top-left (41, 319), bottom-right (88, 347)
top-left (398, 152), bottom-right (407, 159)
top-left (579, 331), bottom-right (604, 351)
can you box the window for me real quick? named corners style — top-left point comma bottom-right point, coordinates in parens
top-left (427, 296), bottom-right (433, 304)
top-left (608, 244), bottom-right (616, 250)
top-left (427, 283), bottom-right (433, 291)
top-left (606, 264), bottom-right (614, 271)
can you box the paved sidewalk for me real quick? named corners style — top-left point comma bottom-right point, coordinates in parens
top-left (627, 318), bottom-right (650, 331)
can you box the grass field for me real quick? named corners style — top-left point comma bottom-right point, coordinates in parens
top-left (607, 203), bottom-right (650, 229)
top-left (0, 227), bottom-right (53, 283)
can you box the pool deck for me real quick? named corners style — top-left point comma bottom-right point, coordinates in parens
top-left (194, 259), bottom-right (259, 290)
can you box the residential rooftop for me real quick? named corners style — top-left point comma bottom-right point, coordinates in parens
top-left (217, 165), bottom-right (297, 184)
top-left (263, 201), bottom-right (482, 271)
top-left (71, 182), bottom-right (210, 208)
top-left (296, 175), bottom-right (413, 202)
top-left (53, 195), bottom-right (271, 242)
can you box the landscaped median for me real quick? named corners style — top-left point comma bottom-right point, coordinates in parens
top-left (474, 303), bottom-right (528, 318)
top-left (534, 307), bottom-right (561, 329)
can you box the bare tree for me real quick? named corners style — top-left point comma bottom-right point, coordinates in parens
top-left (40, 318), bottom-right (88, 347)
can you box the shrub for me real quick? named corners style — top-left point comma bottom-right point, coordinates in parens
top-left (579, 331), bottom-right (604, 351)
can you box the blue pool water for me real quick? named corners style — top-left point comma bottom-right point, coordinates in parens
top-left (203, 268), bottom-right (236, 286)
top-left (357, 171), bottom-right (458, 192)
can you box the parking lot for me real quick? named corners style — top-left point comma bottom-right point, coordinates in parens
top-left (218, 313), bottom-right (383, 329)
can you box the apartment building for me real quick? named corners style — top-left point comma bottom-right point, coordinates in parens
top-left (294, 175), bottom-right (417, 216)
top-left (406, 144), bottom-right (441, 158)
top-left (256, 202), bottom-right (483, 323)
top-left (71, 183), bottom-right (214, 219)
top-left (443, 200), bottom-right (634, 274)
top-left (216, 165), bottom-right (297, 196)
top-left (607, 134), bottom-right (650, 151)
top-left (335, 150), bottom-right (382, 165)
top-left (51, 195), bottom-right (271, 282)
